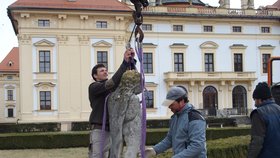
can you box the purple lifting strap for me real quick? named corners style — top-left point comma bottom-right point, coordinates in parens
top-left (136, 45), bottom-right (147, 158)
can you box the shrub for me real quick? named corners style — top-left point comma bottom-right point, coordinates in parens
top-left (206, 127), bottom-right (250, 140)
top-left (71, 122), bottom-right (91, 131)
top-left (0, 127), bottom-right (250, 149)
top-left (206, 117), bottom-right (237, 127)
top-left (207, 135), bottom-right (250, 158)
top-left (0, 132), bottom-right (89, 149)
top-left (153, 135), bottom-right (250, 158)
top-left (0, 123), bottom-right (60, 133)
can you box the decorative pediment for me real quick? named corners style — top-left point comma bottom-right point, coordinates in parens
top-left (258, 45), bottom-right (275, 50)
top-left (143, 43), bottom-right (158, 48)
top-left (5, 85), bottom-right (15, 89)
top-left (92, 40), bottom-right (112, 47)
top-left (169, 43), bottom-right (188, 49)
top-left (6, 104), bottom-right (15, 107)
top-left (33, 39), bottom-right (55, 47)
top-left (200, 41), bottom-right (218, 49)
top-left (145, 82), bottom-right (158, 87)
top-left (230, 44), bottom-right (247, 49)
top-left (34, 82), bottom-right (56, 87)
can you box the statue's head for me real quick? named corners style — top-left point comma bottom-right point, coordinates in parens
top-left (120, 70), bottom-right (141, 94)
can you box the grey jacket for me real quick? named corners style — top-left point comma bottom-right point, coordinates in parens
top-left (153, 104), bottom-right (207, 158)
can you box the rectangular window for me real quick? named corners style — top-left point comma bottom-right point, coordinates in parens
top-left (261, 27), bottom-right (270, 33)
top-left (234, 54), bottom-right (243, 72)
top-left (262, 54), bottom-right (271, 73)
top-left (39, 51), bottom-right (51, 73)
top-left (8, 108), bottom-right (14, 117)
top-left (205, 53), bottom-right (214, 72)
top-left (7, 90), bottom-right (13, 101)
top-left (145, 90), bottom-right (154, 108)
top-left (38, 19), bottom-right (50, 27)
top-left (174, 53), bottom-right (184, 72)
top-left (142, 24), bottom-right (152, 31)
top-left (232, 26), bottom-right (242, 32)
top-left (96, 21), bottom-right (107, 28)
top-left (143, 52), bottom-right (153, 73)
top-left (97, 51), bottom-right (108, 68)
top-left (173, 25), bottom-right (183, 31)
top-left (40, 91), bottom-right (51, 110)
top-left (203, 25), bottom-right (213, 32)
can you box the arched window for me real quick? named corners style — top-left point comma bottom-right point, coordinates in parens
top-left (203, 86), bottom-right (218, 116)
top-left (232, 85), bottom-right (247, 115)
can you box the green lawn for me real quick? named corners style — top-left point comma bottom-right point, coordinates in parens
top-left (0, 147), bottom-right (88, 158)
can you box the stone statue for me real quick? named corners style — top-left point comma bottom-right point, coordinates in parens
top-left (219, 0), bottom-right (230, 9)
top-left (108, 70), bottom-right (142, 158)
top-left (248, 0), bottom-right (254, 9)
top-left (241, 0), bottom-right (254, 9)
top-left (219, 0), bottom-right (225, 8)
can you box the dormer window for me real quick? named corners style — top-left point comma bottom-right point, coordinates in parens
top-left (8, 61), bottom-right (13, 67)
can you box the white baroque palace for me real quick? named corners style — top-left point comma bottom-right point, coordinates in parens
top-left (1, 0), bottom-right (280, 127)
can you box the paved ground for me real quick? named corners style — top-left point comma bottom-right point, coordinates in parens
top-left (0, 147), bottom-right (88, 158)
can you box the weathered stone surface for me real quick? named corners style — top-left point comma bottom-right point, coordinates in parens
top-left (108, 70), bottom-right (142, 158)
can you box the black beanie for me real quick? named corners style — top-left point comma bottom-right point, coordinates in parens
top-left (253, 82), bottom-right (272, 100)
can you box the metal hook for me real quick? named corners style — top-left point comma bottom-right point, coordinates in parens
top-left (135, 25), bottom-right (144, 43)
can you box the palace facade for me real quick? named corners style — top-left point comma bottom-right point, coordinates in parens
top-left (1, 0), bottom-right (280, 128)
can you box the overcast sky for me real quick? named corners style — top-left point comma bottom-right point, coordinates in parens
top-left (0, 0), bottom-right (278, 61)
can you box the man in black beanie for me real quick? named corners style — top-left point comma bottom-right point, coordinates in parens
top-left (248, 82), bottom-right (280, 158)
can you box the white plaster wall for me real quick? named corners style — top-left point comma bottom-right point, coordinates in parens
top-left (215, 24), bottom-right (231, 34)
top-left (243, 25), bottom-right (259, 34)
top-left (185, 23), bottom-right (201, 33)
top-left (271, 26), bottom-right (280, 34)
top-left (154, 23), bottom-right (172, 32)
top-left (142, 21), bottom-right (280, 118)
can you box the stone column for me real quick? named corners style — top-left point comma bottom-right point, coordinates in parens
top-left (114, 35), bottom-right (125, 68)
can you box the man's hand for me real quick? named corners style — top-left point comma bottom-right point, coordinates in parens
top-left (124, 48), bottom-right (135, 63)
top-left (145, 148), bottom-right (156, 158)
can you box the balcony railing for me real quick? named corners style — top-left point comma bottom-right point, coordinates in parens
top-left (142, 6), bottom-right (280, 17)
top-left (256, 10), bottom-right (274, 16)
top-left (198, 8), bottom-right (216, 14)
top-left (198, 107), bottom-right (248, 117)
top-left (164, 71), bottom-right (256, 82)
top-left (227, 9), bottom-right (245, 15)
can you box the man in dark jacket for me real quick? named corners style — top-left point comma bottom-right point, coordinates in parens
top-left (88, 48), bottom-right (135, 158)
top-left (248, 82), bottom-right (280, 158)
